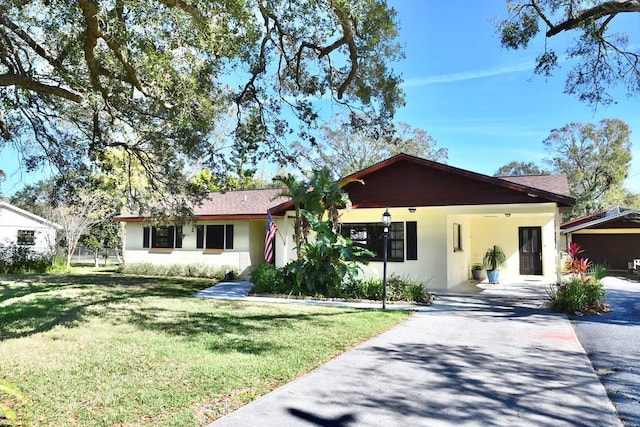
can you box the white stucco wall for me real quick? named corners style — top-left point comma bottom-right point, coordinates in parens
top-left (276, 203), bottom-right (562, 290)
top-left (122, 220), bottom-right (263, 278)
top-left (0, 204), bottom-right (58, 255)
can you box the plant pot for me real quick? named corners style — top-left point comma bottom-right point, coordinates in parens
top-left (486, 270), bottom-right (500, 284)
top-left (472, 269), bottom-right (484, 280)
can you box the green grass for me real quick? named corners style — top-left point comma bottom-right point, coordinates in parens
top-left (0, 270), bottom-right (409, 426)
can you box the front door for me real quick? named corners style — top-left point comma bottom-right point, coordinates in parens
top-left (519, 227), bottom-right (542, 275)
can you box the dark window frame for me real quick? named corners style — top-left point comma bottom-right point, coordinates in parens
top-left (453, 223), bottom-right (462, 252)
top-left (17, 229), bottom-right (36, 246)
top-left (406, 221), bottom-right (418, 260)
top-left (143, 225), bottom-right (183, 249)
top-left (341, 222), bottom-right (405, 262)
top-left (152, 226), bottom-right (174, 248)
top-left (205, 225), bottom-right (225, 250)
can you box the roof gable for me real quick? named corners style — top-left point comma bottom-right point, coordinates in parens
top-left (337, 154), bottom-right (575, 209)
top-left (0, 202), bottom-right (61, 229)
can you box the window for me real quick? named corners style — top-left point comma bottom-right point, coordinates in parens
top-left (143, 224), bottom-right (233, 250)
top-left (201, 224), bottom-right (234, 250)
top-left (205, 225), bottom-right (224, 249)
top-left (152, 226), bottom-right (174, 248)
top-left (17, 230), bottom-right (36, 246)
top-left (341, 222), bottom-right (404, 262)
top-left (453, 223), bottom-right (462, 252)
top-left (143, 225), bottom-right (182, 249)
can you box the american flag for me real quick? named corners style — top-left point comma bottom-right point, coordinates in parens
top-left (264, 210), bottom-right (278, 263)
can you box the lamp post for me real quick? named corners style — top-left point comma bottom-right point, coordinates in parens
top-left (381, 208), bottom-right (391, 310)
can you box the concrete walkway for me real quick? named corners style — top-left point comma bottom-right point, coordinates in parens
top-left (200, 280), bottom-right (621, 426)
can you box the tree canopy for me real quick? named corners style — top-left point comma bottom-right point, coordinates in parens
top-left (494, 161), bottom-right (549, 176)
top-left (543, 118), bottom-right (632, 216)
top-left (295, 120), bottom-right (447, 178)
top-left (496, 0), bottom-right (640, 105)
top-left (1, 0), bottom-right (404, 207)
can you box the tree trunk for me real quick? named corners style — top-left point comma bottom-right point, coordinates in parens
top-left (66, 248), bottom-right (73, 268)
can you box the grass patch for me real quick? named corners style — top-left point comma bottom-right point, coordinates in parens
top-left (0, 270), bottom-right (409, 426)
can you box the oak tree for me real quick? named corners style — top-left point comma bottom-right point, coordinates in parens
top-left (496, 0), bottom-right (640, 105)
top-left (0, 0), bottom-right (404, 208)
top-left (543, 118), bottom-right (632, 216)
top-left (494, 161), bottom-right (549, 176)
top-left (295, 120), bottom-right (447, 178)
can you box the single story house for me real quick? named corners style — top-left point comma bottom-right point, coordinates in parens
top-left (0, 201), bottom-right (60, 255)
top-left (116, 154), bottom-right (575, 290)
top-left (115, 188), bottom-right (291, 276)
top-left (561, 206), bottom-right (640, 271)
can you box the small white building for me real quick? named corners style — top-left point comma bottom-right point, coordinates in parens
top-left (0, 201), bottom-right (60, 255)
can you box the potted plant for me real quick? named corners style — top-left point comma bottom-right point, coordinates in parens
top-left (483, 245), bottom-right (506, 284)
top-left (471, 263), bottom-right (484, 280)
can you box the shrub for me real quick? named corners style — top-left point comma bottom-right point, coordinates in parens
top-left (348, 274), bottom-right (431, 303)
top-left (0, 245), bottom-right (52, 274)
top-left (591, 263), bottom-right (609, 281)
top-left (386, 274), bottom-right (422, 301)
top-left (250, 263), bottom-right (289, 294)
top-left (549, 242), bottom-right (607, 314)
top-left (359, 279), bottom-right (383, 300)
top-left (405, 282), bottom-right (432, 304)
top-left (120, 262), bottom-right (237, 279)
top-left (548, 277), bottom-right (607, 314)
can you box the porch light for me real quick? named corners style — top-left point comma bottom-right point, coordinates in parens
top-left (381, 209), bottom-right (391, 310)
top-left (382, 209), bottom-right (392, 227)
top-left (408, 208), bottom-right (416, 213)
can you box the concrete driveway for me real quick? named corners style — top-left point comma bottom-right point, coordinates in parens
top-left (208, 280), bottom-right (620, 427)
top-left (573, 275), bottom-right (640, 427)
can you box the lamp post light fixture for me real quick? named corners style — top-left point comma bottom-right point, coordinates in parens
top-left (381, 208), bottom-right (391, 310)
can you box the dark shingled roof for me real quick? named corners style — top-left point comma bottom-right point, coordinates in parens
top-left (192, 188), bottom-right (289, 217)
top-left (115, 188), bottom-right (289, 221)
top-left (498, 174), bottom-right (572, 197)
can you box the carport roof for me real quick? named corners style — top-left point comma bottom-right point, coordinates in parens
top-left (561, 206), bottom-right (640, 233)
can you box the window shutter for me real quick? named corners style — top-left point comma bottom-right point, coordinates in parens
top-left (167, 226), bottom-right (175, 248)
top-left (225, 225), bottom-right (234, 249)
top-left (196, 225), bottom-right (204, 249)
top-left (406, 221), bottom-right (417, 260)
top-left (143, 226), bottom-right (150, 248)
top-left (175, 226), bottom-right (183, 249)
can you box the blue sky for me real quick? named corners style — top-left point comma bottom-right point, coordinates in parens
top-left (389, 0), bottom-right (640, 192)
top-left (1, 0), bottom-right (638, 195)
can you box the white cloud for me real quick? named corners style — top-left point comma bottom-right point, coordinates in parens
top-left (402, 61), bottom-right (535, 87)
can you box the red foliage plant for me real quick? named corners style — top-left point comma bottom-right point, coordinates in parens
top-left (566, 243), bottom-right (591, 284)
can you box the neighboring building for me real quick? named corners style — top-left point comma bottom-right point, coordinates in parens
top-left (561, 206), bottom-right (640, 271)
top-left (0, 201), bottom-right (60, 255)
top-left (116, 154), bottom-right (575, 289)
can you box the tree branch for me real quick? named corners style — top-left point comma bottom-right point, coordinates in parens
top-left (0, 73), bottom-right (83, 103)
top-left (78, 0), bottom-right (110, 102)
top-left (546, 0), bottom-right (640, 36)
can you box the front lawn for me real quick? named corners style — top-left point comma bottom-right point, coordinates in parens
top-left (0, 271), bottom-right (409, 426)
